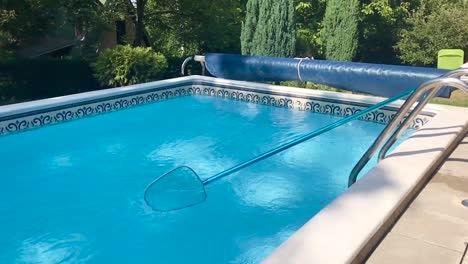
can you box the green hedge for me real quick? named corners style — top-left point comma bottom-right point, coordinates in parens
top-left (0, 48), bottom-right (192, 105)
top-left (0, 57), bottom-right (100, 103)
top-left (94, 45), bottom-right (168, 87)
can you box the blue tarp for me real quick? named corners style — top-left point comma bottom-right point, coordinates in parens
top-left (204, 53), bottom-right (452, 98)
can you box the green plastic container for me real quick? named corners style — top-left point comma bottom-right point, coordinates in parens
top-left (437, 49), bottom-right (464, 70)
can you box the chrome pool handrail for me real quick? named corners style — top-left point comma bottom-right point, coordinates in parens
top-left (378, 69), bottom-right (468, 162)
top-left (348, 69), bottom-right (468, 187)
top-left (181, 55), bottom-right (206, 76)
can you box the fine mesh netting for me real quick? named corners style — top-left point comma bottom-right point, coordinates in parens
top-left (144, 166), bottom-right (206, 211)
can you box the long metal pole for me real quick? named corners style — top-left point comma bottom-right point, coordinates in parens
top-left (202, 88), bottom-right (416, 185)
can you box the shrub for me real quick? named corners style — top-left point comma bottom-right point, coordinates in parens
top-left (321, 0), bottom-right (360, 61)
top-left (94, 45), bottom-right (168, 87)
top-left (0, 57), bottom-right (100, 103)
top-left (241, 0), bottom-right (296, 57)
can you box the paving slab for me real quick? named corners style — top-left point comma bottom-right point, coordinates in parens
top-left (367, 134), bottom-right (468, 264)
top-left (391, 206), bottom-right (468, 252)
top-left (367, 232), bottom-right (463, 264)
top-left (411, 174), bottom-right (468, 223)
top-left (438, 136), bottom-right (468, 178)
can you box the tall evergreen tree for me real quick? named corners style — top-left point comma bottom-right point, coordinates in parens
top-left (240, 0), bottom-right (295, 57)
top-left (321, 0), bottom-right (359, 61)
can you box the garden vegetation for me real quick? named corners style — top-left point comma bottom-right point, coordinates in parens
top-left (0, 0), bottom-right (467, 104)
top-left (94, 45), bottom-right (167, 87)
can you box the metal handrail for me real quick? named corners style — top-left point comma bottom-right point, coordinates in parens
top-left (348, 70), bottom-right (468, 187)
top-left (181, 55), bottom-right (206, 76)
top-left (378, 68), bottom-right (468, 161)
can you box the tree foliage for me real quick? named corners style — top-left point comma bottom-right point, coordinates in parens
top-left (357, 0), bottom-right (414, 64)
top-left (2, 0), bottom-right (468, 78)
top-left (240, 0), bottom-right (296, 57)
top-left (0, 0), bottom-right (61, 48)
top-left (2, 0), bottom-right (468, 106)
top-left (145, 0), bottom-right (245, 57)
top-left (321, 0), bottom-right (360, 61)
top-left (294, 0), bottom-right (326, 58)
top-left (396, 1), bottom-right (468, 66)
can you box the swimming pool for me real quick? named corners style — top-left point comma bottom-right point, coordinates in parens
top-left (0, 77), bottom-right (433, 263)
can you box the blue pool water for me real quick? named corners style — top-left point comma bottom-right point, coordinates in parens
top-left (0, 96), bottom-right (408, 263)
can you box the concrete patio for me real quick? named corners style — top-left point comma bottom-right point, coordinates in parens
top-left (367, 133), bottom-right (468, 264)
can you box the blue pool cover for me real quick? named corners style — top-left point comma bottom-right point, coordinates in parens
top-left (204, 53), bottom-right (451, 98)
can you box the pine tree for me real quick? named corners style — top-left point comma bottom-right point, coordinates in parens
top-left (240, 0), bottom-right (295, 57)
top-left (321, 0), bottom-right (359, 61)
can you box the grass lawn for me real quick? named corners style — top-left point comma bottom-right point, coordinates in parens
top-left (293, 81), bottom-right (468, 108)
top-left (431, 90), bottom-right (468, 107)
top-left (305, 83), bottom-right (468, 108)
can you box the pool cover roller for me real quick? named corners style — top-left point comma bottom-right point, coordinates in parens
top-left (204, 53), bottom-right (452, 98)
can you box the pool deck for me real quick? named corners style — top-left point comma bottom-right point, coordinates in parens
top-left (367, 133), bottom-right (468, 264)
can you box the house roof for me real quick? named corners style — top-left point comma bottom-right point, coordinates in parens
top-left (17, 11), bottom-right (76, 57)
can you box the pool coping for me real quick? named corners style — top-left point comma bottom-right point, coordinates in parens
top-left (0, 76), bottom-right (437, 120)
top-left (0, 76), bottom-right (433, 137)
top-left (0, 75), bottom-right (461, 263)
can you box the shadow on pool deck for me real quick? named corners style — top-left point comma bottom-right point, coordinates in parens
top-left (366, 133), bottom-right (468, 264)
top-left (387, 147), bottom-right (445, 158)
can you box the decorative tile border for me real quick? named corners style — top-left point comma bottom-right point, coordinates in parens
top-left (0, 86), bottom-right (191, 136)
top-left (0, 81), bottom-right (431, 137)
top-left (191, 84), bottom-right (430, 129)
